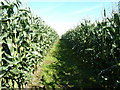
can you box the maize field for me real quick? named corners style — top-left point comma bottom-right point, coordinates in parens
top-left (62, 11), bottom-right (120, 89)
top-left (0, 0), bottom-right (58, 88)
top-left (0, 0), bottom-right (120, 89)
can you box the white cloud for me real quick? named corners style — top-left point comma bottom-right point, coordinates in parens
top-left (29, 5), bottom-right (60, 16)
top-left (0, 0), bottom-right (4, 1)
top-left (37, 4), bottom-right (63, 13)
top-left (72, 5), bottom-right (102, 15)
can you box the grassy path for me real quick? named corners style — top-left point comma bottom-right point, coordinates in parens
top-left (27, 39), bottom-right (100, 89)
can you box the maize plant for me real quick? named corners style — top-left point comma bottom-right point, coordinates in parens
top-left (62, 11), bottom-right (120, 89)
top-left (0, 0), bottom-right (59, 89)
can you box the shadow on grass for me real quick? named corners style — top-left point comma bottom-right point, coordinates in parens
top-left (42, 39), bottom-right (101, 89)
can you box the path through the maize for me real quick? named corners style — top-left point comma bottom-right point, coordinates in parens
top-left (27, 39), bottom-right (99, 89)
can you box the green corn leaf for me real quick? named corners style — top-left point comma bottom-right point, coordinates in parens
top-left (114, 13), bottom-right (120, 25)
top-left (18, 9), bottom-right (30, 13)
top-left (104, 9), bottom-right (106, 17)
top-left (85, 48), bottom-right (94, 51)
top-left (0, 73), bottom-right (6, 78)
top-left (0, 5), bottom-right (10, 9)
top-left (6, 38), bottom-right (14, 56)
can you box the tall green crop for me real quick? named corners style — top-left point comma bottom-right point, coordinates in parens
top-left (62, 11), bottom-right (120, 89)
top-left (0, 0), bottom-right (59, 88)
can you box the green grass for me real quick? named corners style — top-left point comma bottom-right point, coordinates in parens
top-left (26, 40), bottom-right (59, 88)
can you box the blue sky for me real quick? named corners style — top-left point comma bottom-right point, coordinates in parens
top-left (21, 1), bottom-right (118, 35)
